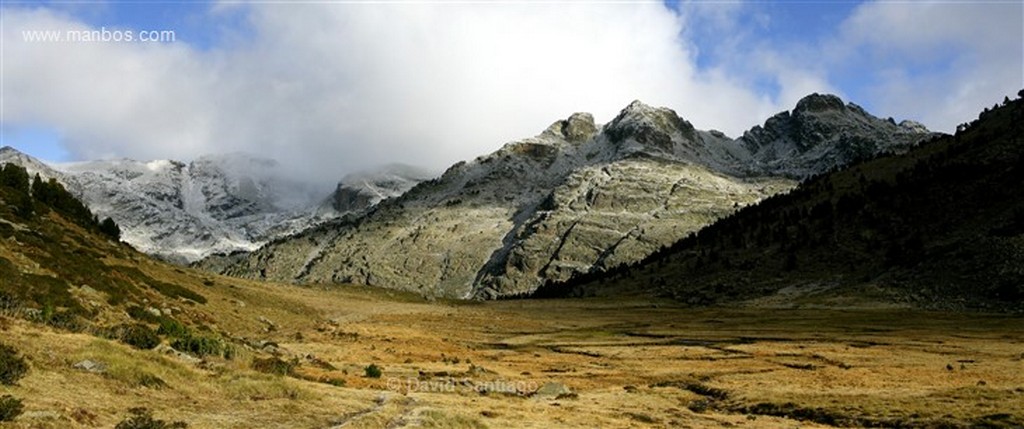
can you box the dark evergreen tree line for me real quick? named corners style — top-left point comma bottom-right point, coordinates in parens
top-left (0, 163), bottom-right (120, 241)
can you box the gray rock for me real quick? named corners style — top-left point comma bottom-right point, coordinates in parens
top-left (20, 410), bottom-right (62, 421)
top-left (258, 316), bottom-right (278, 332)
top-left (72, 359), bottom-right (106, 373)
top-left (155, 344), bottom-right (202, 364)
top-left (562, 112), bottom-right (598, 142)
top-left (533, 382), bottom-right (573, 399)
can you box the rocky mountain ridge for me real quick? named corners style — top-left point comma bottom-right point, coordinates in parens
top-left (541, 92), bottom-right (1024, 312)
top-left (206, 93), bottom-right (937, 299)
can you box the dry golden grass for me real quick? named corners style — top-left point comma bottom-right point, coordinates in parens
top-left (2, 263), bottom-right (1022, 428)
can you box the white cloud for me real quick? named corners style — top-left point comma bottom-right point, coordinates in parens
top-left (674, 2), bottom-right (837, 114)
top-left (832, 1), bottom-right (1023, 131)
top-left (3, 3), bottom-right (791, 183)
top-left (5, 2), bottom-right (1017, 183)
top-left (4, 8), bottom-right (216, 159)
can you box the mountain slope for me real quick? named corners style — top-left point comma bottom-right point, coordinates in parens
top-left (208, 94), bottom-right (935, 299)
top-left (0, 163), bottom-right (205, 318)
top-left (543, 93), bottom-right (1024, 311)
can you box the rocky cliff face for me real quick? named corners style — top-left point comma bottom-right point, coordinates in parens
top-left (207, 93), bottom-right (937, 298)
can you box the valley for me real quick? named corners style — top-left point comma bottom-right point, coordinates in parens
top-left (4, 2), bottom-right (1022, 428)
top-left (3, 272), bottom-right (1022, 428)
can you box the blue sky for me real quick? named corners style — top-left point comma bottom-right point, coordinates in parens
top-left (2, 1), bottom-right (1022, 180)
top-left (35, 0), bottom-right (252, 51)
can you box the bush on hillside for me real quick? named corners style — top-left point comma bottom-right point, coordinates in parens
top-left (114, 408), bottom-right (187, 429)
top-left (364, 363), bottom-right (383, 379)
top-left (156, 317), bottom-right (190, 339)
top-left (251, 357), bottom-right (297, 376)
top-left (171, 334), bottom-right (232, 359)
top-left (0, 343), bottom-right (28, 385)
top-left (0, 395), bottom-right (24, 422)
top-left (118, 323), bottom-right (161, 350)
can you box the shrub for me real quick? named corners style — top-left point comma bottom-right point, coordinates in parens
top-left (114, 407), bottom-right (187, 429)
top-left (137, 373), bottom-right (168, 389)
top-left (126, 306), bottom-right (160, 323)
top-left (687, 399), bottom-right (710, 413)
top-left (0, 395), bottom-right (24, 422)
top-left (0, 343), bottom-right (28, 385)
top-left (251, 357), bottom-right (297, 376)
top-left (0, 291), bottom-right (19, 311)
top-left (40, 306), bottom-right (86, 332)
top-left (119, 324), bottom-right (161, 350)
top-left (364, 363), bottom-right (382, 379)
top-left (156, 317), bottom-right (190, 339)
top-left (171, 335), bottom-right (224, 358)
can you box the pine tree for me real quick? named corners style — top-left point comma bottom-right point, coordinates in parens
top-left (99, 217), bottom-right (121, 241)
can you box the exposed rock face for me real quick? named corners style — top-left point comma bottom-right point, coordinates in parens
top-left (604, 100), bottom-right (696, 152)
top-left (739, 93), bottom-right (932, 177)
top-left (554, 112), bottom-right (598, 142)
top-left (206, 94), bottom-right (937, 299)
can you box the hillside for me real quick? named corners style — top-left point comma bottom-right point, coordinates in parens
top-left (539, 92), bottom-right (1024, 312)
top-left (205, 94), bottom-right (934, 299)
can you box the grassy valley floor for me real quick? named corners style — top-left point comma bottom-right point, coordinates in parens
top-left (1, 272), bottom-right (1022, 428)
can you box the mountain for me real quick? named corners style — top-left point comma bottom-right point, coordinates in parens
top-left (539, 93), bottom-right (1024, 312)
top-left (328, 164), bottom-right (437, 213)
top-left (0, 150), bottom-right (433, 264)
top-left (739, 94), bottom-right (932, 177)
top-left (205, 94), bottom-right (936, 299)
top-left (0, 149), bottom-right (341, 263)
